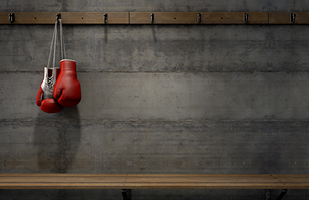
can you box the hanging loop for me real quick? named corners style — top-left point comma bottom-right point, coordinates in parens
top-left (104, 13), bottom-right (108, 24)
top-left (150, 13), bottom-right (154, 24)
top-left (197, 13), bottom-right (201, 23)
top-left (290, 13), bottom-right (296, 23)
top-left (47, 19), bottom-right (58, 69)
top-left (244, 13), bottom-right (248, 23)
top-left (46, 17), bottom-right (66, 69)
top-left (8, 13), bottom-right (14, 23)
top-left (59, 18), bottom-right (66, 60)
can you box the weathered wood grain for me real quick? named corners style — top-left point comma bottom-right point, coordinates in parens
top-left (1, 174), bottom-right (308, 189)
top-left (130, 12), bottom-right (199, 24)
top-left (199, 12), bottom-right (268, 24)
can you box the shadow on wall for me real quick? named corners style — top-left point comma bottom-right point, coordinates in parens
top-left (33, 107), bottom-right (81, 173)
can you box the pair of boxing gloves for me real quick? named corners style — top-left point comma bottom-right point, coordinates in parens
top-left (36, 59), bottom-right (81, 113)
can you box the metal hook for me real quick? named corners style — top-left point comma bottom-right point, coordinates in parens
top-left (150, 13), bottom-right (154, 24)
top-left (290, 13), bottom-right (296, 23)
top-left (104, 13), bottom-right (108, 24)
top-left (244, 13), bottom-right (248, 23)
top-left (56, 13), bottom-right (61, 21)
top-left (197, 13), bottom-right (201, 23)
top-left (8, 13), bottom-right (14, 23)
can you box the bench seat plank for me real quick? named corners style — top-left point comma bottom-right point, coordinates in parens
top-left (0, 174), bottom-right (308, 189)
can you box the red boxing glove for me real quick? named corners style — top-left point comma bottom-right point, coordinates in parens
top-left (36, 67), bottom-right (63, 113)
top-left (53, 59), bottom-right (81, 107)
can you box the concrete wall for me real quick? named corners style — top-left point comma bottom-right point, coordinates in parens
top-left (1, 0), bottom-right (309, 199)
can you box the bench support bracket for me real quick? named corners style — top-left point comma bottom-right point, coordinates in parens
top-left (266, 189), bottom-right (288, 200)
top-left (266, 189), bottom-right (271, 200)
top-left (122, 189), bottom-right (131, 200)
top-left (276, 189), bottom-right (288, 200)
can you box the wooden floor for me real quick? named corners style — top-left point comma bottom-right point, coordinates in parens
top-left (0, 174), bottom-right (309, 189)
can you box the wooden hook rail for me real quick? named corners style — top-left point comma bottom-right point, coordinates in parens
top-left (0, 12), bottom-right (309, 25)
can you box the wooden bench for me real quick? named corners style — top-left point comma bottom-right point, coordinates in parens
top-left (1, 174), bottom-right (308, 200)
